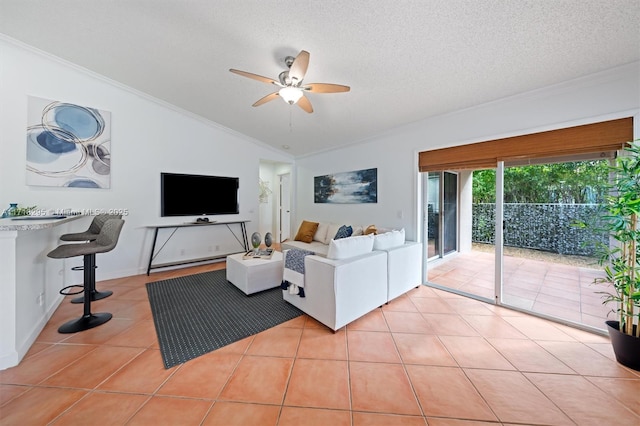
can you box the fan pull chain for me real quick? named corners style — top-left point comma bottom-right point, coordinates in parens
top-left (289, 108), bottom-right (293, 132)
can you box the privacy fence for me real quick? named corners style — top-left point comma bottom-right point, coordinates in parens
top-left (472, 203), bottom-right (607, 257)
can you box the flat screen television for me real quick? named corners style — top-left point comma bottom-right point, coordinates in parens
top-left (161, 172), bottom-right (239, 216)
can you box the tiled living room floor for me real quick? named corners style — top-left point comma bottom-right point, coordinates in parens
top-left (1, 261), bottom-right (639, 425)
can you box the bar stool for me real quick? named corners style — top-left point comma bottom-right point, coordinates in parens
top-left (48, 219), bottom-right (125, 333)
top-left (60, 214), bottom-right (122, 303)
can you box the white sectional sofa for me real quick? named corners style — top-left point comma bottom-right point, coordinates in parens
top-left (372, 231), bottom-right (423, 302)
top-left (281, 221), bottom-right (423, 330)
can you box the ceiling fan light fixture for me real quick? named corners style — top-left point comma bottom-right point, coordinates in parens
top-left (279, 86), bottom-right (303, 104)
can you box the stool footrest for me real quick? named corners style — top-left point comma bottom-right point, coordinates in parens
top-left (71, 265), bottom-right (98, 271)
top-left (70, 290), bottom-right (113, 304)
top-left (59, 285), bottom-right (84, 296)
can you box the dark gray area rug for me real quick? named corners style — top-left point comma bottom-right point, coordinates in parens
top-left (146, 269), bottom-right (302, 369)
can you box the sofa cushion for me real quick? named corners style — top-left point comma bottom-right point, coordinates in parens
top-left (327, 234), bottom-right (375, 260)
top-left (373, 228), bottom-right (405, 250)
top-left (334, 225), bottom-right (353, 240)
top-left (295, 220), bottom-right (319, 243)
top-left (325, 223), bottom-right (341, 243)
top-left (313, 222), bottom-right (329, 243)
top-left (282, 240), bottom-right (329, 256)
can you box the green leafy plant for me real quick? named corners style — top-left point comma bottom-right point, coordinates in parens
top-left (590, 140), bottom-right (640, 337)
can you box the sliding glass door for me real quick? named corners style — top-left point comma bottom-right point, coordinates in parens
top-left (425, 171), bottom-right (496, 300)
top-left (422, 155), bottom-right (613, 332)
top-left (425, 171), bottom-right (457, 261)
top-left (500, 158), bottom-right (611, 330)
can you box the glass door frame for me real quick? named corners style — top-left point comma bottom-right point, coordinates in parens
top-left (424, 171), bottom-right (459, 262)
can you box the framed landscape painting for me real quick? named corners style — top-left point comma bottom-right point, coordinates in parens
top-left (314, 168), bottom-right (377, 204)
top-left (26, 96), bottom-right (111, 188)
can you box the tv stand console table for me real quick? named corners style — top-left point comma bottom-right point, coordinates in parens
top-left (146, 220), bottom-right (250, 275)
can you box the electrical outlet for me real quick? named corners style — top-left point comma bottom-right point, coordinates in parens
top-left (180, 249), bottom-right (185, 255)
top-left (215, 245), bottom-right (220, 251)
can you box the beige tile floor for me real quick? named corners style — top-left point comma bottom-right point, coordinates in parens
top-left (428, 250), bottom-right (614, 331)
top-left (1, 261), bottom-right (639, 425)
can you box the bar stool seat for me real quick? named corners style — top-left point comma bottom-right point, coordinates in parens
top-left (60, 214), bottom-right (122, 242)
top-left (60, 214), bottom-right (122, 303)
top-left (48, 219), bottom-right (125, 333)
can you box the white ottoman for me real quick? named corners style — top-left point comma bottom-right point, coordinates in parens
top-left (226, 251), bottom-right (284, 295)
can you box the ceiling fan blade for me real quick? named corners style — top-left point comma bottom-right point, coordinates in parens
top-left (289, 50), bottom-right (310, 84)
top-left (303, 83), bottom-right (350, 93)
top-left (252, 92), bottom-right (279, 107)
top-left (297, 95), bottom-right (313, 113)
top-left (230, 69), bottom-right (279, 85)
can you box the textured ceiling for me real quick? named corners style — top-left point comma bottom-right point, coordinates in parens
top-left (1, 0), bottom-right (638, 157)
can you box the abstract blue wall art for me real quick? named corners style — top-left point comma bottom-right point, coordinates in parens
top-left (314, 168), bottom-right (377, 204)
top-left (26, 96), bottom-right (111, 188)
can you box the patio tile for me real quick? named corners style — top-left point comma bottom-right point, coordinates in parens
top-left (531, 300), bottom-right (582, 322)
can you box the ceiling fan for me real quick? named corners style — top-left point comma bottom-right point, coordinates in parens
top-left (229, 50), bottom-right (350, 113)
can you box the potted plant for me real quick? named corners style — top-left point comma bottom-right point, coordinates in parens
top-left (587, 140), bottom-right (640, 370)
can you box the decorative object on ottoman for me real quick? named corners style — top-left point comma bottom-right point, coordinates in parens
top-left (243, 248), bottom-right (274, 259)
top-left (264, 232), bottom-right (273, 247)
top-left (251, 232), bottom-right (261, 254)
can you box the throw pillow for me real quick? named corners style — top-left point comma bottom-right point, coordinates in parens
top-left (294, 220), bottom-right (319, 243)
top-left (313, 222), bottom-right (329, 243)
top-left (373, 228), bottom-right (406, 250)
top-left (334, 225), bottom-right (353, 239)
top-left (327, 234), bottom-right (375, 260)
top-left (363, 224), bottom-right (378, 235)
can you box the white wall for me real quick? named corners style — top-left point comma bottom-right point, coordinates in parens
top-left (0, 37), bottom-right (293, 280)
top-left (294, 62), bottom-right (640, 242)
